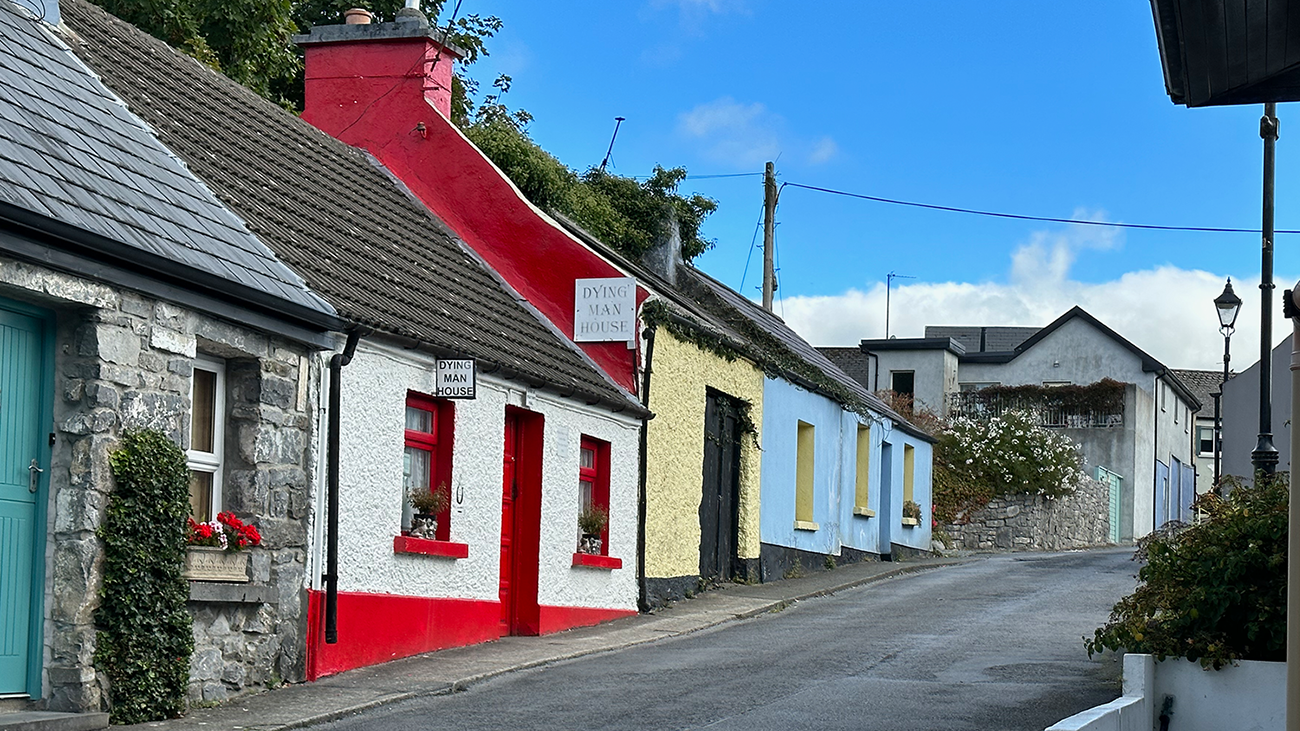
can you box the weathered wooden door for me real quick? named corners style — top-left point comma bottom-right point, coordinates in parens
top-left (699, 392), bottom-right (742, 582)
top-left (0, 306), bottom-right (47, 695)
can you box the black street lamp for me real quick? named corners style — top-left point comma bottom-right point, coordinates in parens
top-left (1252, 105), bottom-right (1280, 476)
top-left (1213, 278), bottom-right (1242, 491)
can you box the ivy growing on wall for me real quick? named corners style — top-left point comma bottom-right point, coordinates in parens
top-left (94, 430), bottom-right (194, 724)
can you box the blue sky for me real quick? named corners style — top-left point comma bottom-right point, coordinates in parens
top-left (464, 0), bottom-right (1300, 370)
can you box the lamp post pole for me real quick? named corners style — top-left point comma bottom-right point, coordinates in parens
top-left (1213, 329), bottom-right (1232, 489)
top-left (1253, 103), bottom-right (1280, 475)
top-left (1213, 278), bottom-right (1242, 491)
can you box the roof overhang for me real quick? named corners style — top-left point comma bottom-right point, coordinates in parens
top-left (858, 337), bottom-right (966, 355)
top-left (1150, 0), bottom-right (1300, 107)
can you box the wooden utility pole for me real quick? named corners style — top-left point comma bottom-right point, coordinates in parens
top-left (761, 162), bottom-right (777, 312)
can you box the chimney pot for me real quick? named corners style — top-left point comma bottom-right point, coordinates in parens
top-left (343, 7), bottom-right (372, 24)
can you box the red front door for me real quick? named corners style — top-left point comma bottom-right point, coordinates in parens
top-left (499, 409), bottom-right (542, 636)
top-left (499, 413), bottom-right (518, 634)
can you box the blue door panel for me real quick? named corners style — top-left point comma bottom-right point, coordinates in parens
top-left (0, 305), bottom-right (46, 694)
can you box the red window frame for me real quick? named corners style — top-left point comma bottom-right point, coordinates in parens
top-left (404, 391), bottom-right (454, 541)
top-left (578, 436), bottom-right (611, 555)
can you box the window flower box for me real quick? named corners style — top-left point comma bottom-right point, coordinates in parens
top-left (901, 517), bottom-right (921, 527)
top-left (572, 553), bottom-right (622, 570)
top-left (184, 546), bottom-right (250, 582)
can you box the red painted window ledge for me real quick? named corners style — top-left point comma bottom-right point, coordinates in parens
top-left (572, 553), bottom-right (622, 570)
top-left (393, 536), bottom-right (469, 559)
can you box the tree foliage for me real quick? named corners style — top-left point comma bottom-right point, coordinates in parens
top-left (1085, 473), bottom-right (1288, 669)
top-left (91, 0), bottom-right (501, 110)
top-left (464, 115), bottom-right (718, 262)
top-left (94, 430), bottom-right (194, 723)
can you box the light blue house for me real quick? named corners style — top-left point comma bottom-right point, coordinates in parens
top-left (681, 271), bottom-right (935, 577)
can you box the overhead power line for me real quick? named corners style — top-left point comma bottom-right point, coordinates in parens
top-left (782, 182), bottom-right (1300, 235)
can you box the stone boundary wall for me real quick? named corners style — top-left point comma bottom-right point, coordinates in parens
top-left (941, 477), bottom-right (1110, 552)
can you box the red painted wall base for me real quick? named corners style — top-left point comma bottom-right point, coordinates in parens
top-left (305, 590), bottom-right (638, 680)
top-left (538, 604), bottom-right (637, 636)
top-left (305, 590), bottom-right (498, 680)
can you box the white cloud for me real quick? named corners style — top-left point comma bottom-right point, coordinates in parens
top-left (676, 97), bottom-right (839, 167)
top-left (775, 221), bottom-right (1292, 372)
top-left (808, 136), bottom-right (840, 165)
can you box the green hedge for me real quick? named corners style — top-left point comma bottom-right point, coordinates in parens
top-left (1085, 473), bottom-right (1287, 669)
top-left (94, 429), bottom-right (194, 723)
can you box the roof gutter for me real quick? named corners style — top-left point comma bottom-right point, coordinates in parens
top-left (373, 331), bottom-right (653, 420)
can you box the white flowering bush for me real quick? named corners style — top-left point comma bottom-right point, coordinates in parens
top-left (934, 410), bottom-right (1084, 524)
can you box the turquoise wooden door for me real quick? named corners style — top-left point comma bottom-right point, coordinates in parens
top-left (0, 306), bottom-right (47, 695)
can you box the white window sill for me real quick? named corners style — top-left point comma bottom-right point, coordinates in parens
top-left (852, 507), bottom-right (875, 518)
top-left (793, 520), bottom-right (819, 532)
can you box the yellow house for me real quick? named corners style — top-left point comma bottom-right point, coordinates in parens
top-left (642, 322), bottom-right (764, 603)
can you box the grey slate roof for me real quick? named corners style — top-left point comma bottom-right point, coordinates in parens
top-left (0, 1), bottom-right (333, 317)
top-left (924, 326), bottom-right (1039, 354)
top-left (60, 0), bottom-right (644, 416)
top-left (679, 268), bottom-right (935, 443)
top-left (552, 214), bottom-right (929, 440)
top-left (816, 347), bottom-right (873, 391)
top-left (1170, 369), bottom-right (1221, 410)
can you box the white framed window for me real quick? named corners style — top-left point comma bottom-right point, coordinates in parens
top-left (187, 356), bottom-right (226, 521)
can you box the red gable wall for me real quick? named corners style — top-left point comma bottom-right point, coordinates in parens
top-left (300, 28), bottom-right (640, 392)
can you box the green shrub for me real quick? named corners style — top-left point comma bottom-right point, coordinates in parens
top-left (933, 410), bottom-right (1082, 524)
top-left (94, 430), bottom-right (194, 723)
top-left (1084, 473), bottom-right (1288, 669)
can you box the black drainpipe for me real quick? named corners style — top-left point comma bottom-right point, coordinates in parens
top-left (636, 325), bottom-right (657, 613)
top-left (325, 328), bottom-right (366, 644)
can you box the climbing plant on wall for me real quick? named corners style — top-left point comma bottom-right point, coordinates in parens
top-left (94, 429), bottom-right (194, 723)
top-left (933, 410), bottom-right (1084, 524)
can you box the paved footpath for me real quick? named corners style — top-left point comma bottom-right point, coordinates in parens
top-left (129, 556), bottom-right (972, 731)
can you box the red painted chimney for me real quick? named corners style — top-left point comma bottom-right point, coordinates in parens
top-left (296, 1), bottom-right (461, 135)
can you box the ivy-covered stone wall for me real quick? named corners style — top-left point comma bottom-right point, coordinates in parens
top-left (940, 476), bottom-right (1111, 552)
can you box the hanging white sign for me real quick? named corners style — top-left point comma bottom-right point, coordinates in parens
top-left (574, 277), bottom-right (636, 343)
top-left (434, 359), bottom-right (476, 399)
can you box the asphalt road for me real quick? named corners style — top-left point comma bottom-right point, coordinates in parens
top-left (315, 549), bottom-right (1137, 731)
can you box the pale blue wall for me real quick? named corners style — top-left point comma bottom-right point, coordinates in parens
top-left (759, 378), bottom-right (844, 555)
top-left (758, 377), bottom-right (936, 556)
top-left (882, 424), bottom-right (933, 551)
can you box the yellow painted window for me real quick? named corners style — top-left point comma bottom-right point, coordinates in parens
top-left (855, 424), bottom-right (870, 509)
top-left (903, 444), bottom-right (915, 506)
top-left (795, 421), bottom-right (815, 523)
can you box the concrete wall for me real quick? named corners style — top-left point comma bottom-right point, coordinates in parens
top-left (1048, 654), bottom-right (1283, 731)
top-left (759, 379), bottom-right (848, 556)
top-left (0, 256), bottom-right (321, 711)
top-left (330, 338), bottom-right (641, 610)
top-left (1131, 385), bottom-right (1156, 536)
top-left (1222, 337), bottom-right (1291, 480)
top-left (643, 330), bottom-right (764, 583)
top-left (941, 477), bottom-right (1110, 551)
top-left (1060, 385), bottom-right (1137, 540)
top-left (958, 318), bottom-right (1151, 392)
top-left (870, 348), bottom-right (951, 414)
